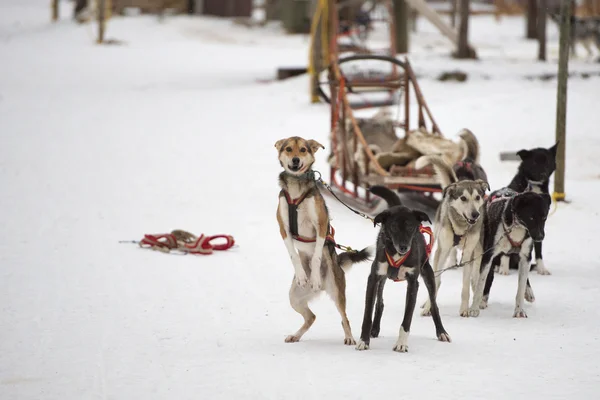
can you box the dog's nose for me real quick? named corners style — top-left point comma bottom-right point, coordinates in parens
top-left (471, 211), bottom-right (480, 219)
top-left (292, 157), bottom-right (300, 165)
top-left (534, 233), bottom-right (545, 242)
top-left (398, 246), bottom-right (409, 254)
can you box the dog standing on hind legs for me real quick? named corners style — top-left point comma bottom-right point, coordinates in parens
top-left (356, 186), bottom-right (451, 353)
top-left (275, 136), bottom-right (371, 344)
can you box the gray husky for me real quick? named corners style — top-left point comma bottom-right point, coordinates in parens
top-left (418, 155), bottom-right (489, 317)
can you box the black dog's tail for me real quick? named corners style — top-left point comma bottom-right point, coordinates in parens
top-left (339, 246), bottom-right (373, 271)
top-left (369, 185), bottom-right (402, 207)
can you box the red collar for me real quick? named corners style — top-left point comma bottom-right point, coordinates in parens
top-left (385, 225), bottom-right (434, 268)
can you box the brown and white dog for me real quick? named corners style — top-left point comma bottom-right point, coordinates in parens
top-left (275, 136), bottom-right (371, 345)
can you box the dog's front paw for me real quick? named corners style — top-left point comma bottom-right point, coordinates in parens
top-left (459, 305), bottom-right (469, 317)
top-left (294, 272), bottom-right (309, 288)
top-left (393, 344), bottom-right (408, 353)
top-left (344, 337), bottom-right (356, 346)
top-left (468, 307), bottom-right (480, 317)
top-left (309, 276), bottom-right (322, 291)
top-left (498, 267), bottom-right (510, 276)
top-left (525, 286), bottom-right (535, 303)
top-left (355, 340), bottom-right (369, 351)
top-left (513, 308), bottom-right (528, 318)
top-left (438, 332), bottom-right (451, 342)
top-left (285, 335), bottom-right (300, 343)
top-left (535, 260), bottom-right (551, 275)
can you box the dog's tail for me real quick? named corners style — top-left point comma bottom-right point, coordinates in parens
top-left (458, 128), bottom-right (480, 162)
top-left (369, 185), bottom-right (402, 207)
top-left (415, 154), bottom-right (457, 189)
top-left (339, 245), bottom-right (373, 272)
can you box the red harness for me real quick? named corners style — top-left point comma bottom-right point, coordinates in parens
top-left (281, 189), bottom-right (336, 245)
top-left (385, 225), bottom-right (434, 273)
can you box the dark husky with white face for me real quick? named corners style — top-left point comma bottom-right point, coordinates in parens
top-left (356, 186), bottom-right (451, 353)
top-left (472, 189), bottom-right (552, 319)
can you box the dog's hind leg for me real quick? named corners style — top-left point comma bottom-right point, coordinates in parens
top-left (421, 262), bottom-right (451, 343)
top-left (328, 262), bottom-right (356, 345)
top-left (481, 262), bottom-right (495, 309)
top-left (371, 277), bottom-right (386, 338)
top-left (285, 279), bottom-right (317, 343)
top-left (532, 241), bottom-right (550, 275)
top-left (525, 279), bottom-right (535, 303)
top-left (472, 248), bottom-right (495, 313)
top-left (514, 250), bottom-right (532, 318)
top-left (356, 268), bottom-right (381, 350)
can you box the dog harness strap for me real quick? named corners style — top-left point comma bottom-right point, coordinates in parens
top-left (140, 233), bottom-right (178, 249)
top-left (385, 250), bottom-right (411, 268)
top-left (292, 225), bottom-right (336, 245)
top-left (281, 189), bottom-right (312, 237)
top-left (419, 225), bottom-right (434, 258)
top-left (456, 161), bottom-right (472, 171)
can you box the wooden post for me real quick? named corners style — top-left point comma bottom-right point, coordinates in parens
top-left (52, 0), bottom-right (59, 21)
top-left (456, 0), bottom-right (473, 58)
top-left (526, 0), bottom-right (538, 39)
top-left (98, 0), bottom-right (106, 43)
top-left (450, 0), bottom-right (458, 28)
top-left (554, 0), bottom-right (570, 201)
top-left (538, 0), bottom-right (547, 61)
top-left (393, 0), bottom-right (409, 54)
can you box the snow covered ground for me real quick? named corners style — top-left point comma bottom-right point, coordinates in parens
top-left (1, 1), bottom-right (600, 399)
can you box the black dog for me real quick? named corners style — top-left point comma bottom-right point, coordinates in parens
top-left (498, 143), bottom-right (558, 275)
top-left (355, 186), bottom-right (451, 352)
top-left (473, 188), bottom-right (552, 318)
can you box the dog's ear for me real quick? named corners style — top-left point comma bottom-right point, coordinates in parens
top-left (442, 182), bottom-right (457, 198)
top-left (549, 142), bottom-right (559, 158)
top-left (541, 193), bottom-right (552, 210)
top-left (274, 139), bottom-right (287, 152)
top-left (307, 139), bottom-right (325, 153)
top-left (373, 210), bottom-right (390, 227)
top-left (475, 179), bottom-right (490, 193)
top-left (516, 149), bottom-right (532, 160)
top-left (412, 210), bottom-right (431, 225)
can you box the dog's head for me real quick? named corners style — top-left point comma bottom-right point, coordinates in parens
top-left (275, 136), bottom-right (324, 176)
top-left (374, 206), bottom-right (431, 255)
top-left (512, 192), bottom-right (552, 242)
top-left (516, 143), bottom-right (558, 183)
top-left (443, 179), bottom-right (489, 225)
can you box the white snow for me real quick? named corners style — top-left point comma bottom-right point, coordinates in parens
top-left (1, 1), bottom-right (600, 399)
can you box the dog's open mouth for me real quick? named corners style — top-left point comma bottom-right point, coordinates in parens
top-left (287, 164), bottom-right (303, 172)
top-left (466, 217), bottom-right (478, 225)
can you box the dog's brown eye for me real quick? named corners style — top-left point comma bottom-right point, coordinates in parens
top-left (300, 148), bottom-right (307, 153)
top-left (460, 196), bottom-right (467, 201)
top-left (285, 147), bottom-right (292, 153)
top-left (475, 195), bottom-right (481, 201)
